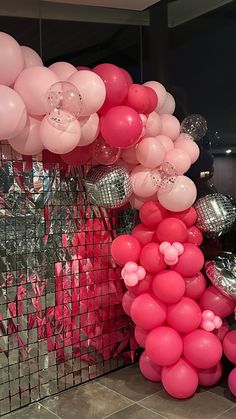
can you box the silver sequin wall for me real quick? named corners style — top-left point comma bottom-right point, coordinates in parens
top-left (0, 143), bottom-right (137, 416)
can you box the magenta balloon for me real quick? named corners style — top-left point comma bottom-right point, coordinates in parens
top-left (122, 291), bottom-right (135, 316)
top-left (145, 112), bottom-right (162, 137)
top-left (49, 61), bottom-right (77, 81)
top-left (21, 46), bottom-right (43, 68)
top-left (0, 85), bottom-right (27, 139)
top-left (228, 367), bottom-right (236, 397)
top-left (0, 32), bottom-right (24, 86)
top-left (199, 285), bottom-right (235, 318)
top-left (184, 272), bottom-right (207, 300)
top-left (61, 144), bottom-right (92, 166)
top-left (214, 320), bottom-right (229, 342)
top-left (134, 326), bottom-right (148, 347)
top-left (139, 351), bottom-right (162, 382)
top-left (93, 63), bottom-right (128, 108)
top-left (159, 92), bottom-right (176, 115)
top-left (152, 270), bottom-right (185, 304)
top-left (120, 67), bottom-right (133, 86)
top-left (223, 330), bottom-right (236, 364)
top-left (183, 330), bottom-right (223, 369)
top-left (164, 148), bottom-right (191, 174)
top-left (160, 114), bottom-right (180, 140)
top-left (198, 362), bottom-right (223, 387)
top-left (101, 106), bottom-right (142, 149)
top-left (162, 358), bottom-right (198, 399)
top-left (146, 326), bottom-right (183, 366)
top-left (167, 297), bottom-right (202, 334)
top-left (158, 175), bottom-right (197, 212)
top-left (174, 135), bottom-right (200, 164)
top-left (14, 66), bottom-right (59, 115)
top-left (79, 113), bottom-right (99, 146)
top-left (9, 115), bottom-right (43, 155)
top-left (130, 293), bottom-right (166, 331)
top-left (143, 81), bottom-right (167, 111)
top-left (136, 137), bottom-right (166, 169)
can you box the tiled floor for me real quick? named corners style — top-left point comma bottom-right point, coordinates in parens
top-left (4, 364), bottom-right (236, 419)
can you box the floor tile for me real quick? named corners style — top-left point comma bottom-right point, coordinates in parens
top-left (105, 404), bottom-right (163, 419)
top-left (209, 377), bottom-right (236, 403)
top-left (216, 406), bottom-right (236, 418)
top-left (140, 389), bottom-right (235, 419)
top-left (41, 381), bottom-right (132, 419)
top-left (3, 403), bottom-right (58, 419)
top-left (97, 365), bottom-right (162, 402)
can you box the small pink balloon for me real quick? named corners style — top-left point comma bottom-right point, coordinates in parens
top-left (124, 262), bottom-right (138, 274)
top-left (131, 165), bottom-right (159, 198)
top-left (0, 32), bottom-right (24, 86)
top-left (92, 136), bottom-right (120, 165)
top-left (0, 85), bottom-right (27, 139)
top-left (164, 148), bottom-right (191, 175)
top-left (202, 310), bottom-right (215, 321)
top-left (49, 61), bottom-right (77, 81)
top-left (9, 115), bottom-right (43, 155)
top-left (202, 320), bottom-right (215, 332)
top-left (78, 113), bottom-right (99, 146)
top-left (160, 114), bottom-right (180, 140)
top-left (145, 112), bottom-right (162, 137)
top-left (136, 137), bottom-right (166, 169)
top-left (156, 135), bottom-right (174, 152)
top-left (14, 66), bottom-right (59, 115)
top-left (21, 46), bottom-right (43, 68)
top-left (40, 112), bottom-right (81, 154)
top-left (174, 135), bottom-right (200, 164)
top-left (158, 175), bottom-right (197, 212)
top-left (143, 81), bottom-right (167, 111)
top-left (214, 316), bottom-right (223, 329)
top-left (140, 351), bottom-right (162, 382)
top-left (121, 146), bottom-right (139, 165)
top-left (159, 92), bottom-right (176, 115)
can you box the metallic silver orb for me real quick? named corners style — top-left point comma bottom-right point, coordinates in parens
top-left (84, 165), bottom-right (132, 209)
top-left (194, 193), bottom-right (236, 237)
top-left (205, 252), bottom-right (236, 301)
top-left (180, 114), bottom-right (207, 142)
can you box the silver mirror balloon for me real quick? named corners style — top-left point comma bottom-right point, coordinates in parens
top-left (194, 193), bottom-right (236, 237)
top-left (180, 114), bottom-right (207, 142)
top-left (84, 165), bottom-right (132, 209)
top-left (205, 253), bottom-right (236, 301)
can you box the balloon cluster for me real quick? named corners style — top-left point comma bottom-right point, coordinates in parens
top-left (111, 200), bottom-right (236, 399)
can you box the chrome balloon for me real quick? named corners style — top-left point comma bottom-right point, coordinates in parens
top-left (205, 252), bottom-right (236, 301)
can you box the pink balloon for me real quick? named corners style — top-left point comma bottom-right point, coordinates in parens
top-left (187, 226), bottom-right (203, 246)
top-left (164, 148), bottom-right (191, 174)
top-left (174, 135), bottom-right (200, 164)
top-left (169, 207), bottom-right (197, 228)
top-left (162, 358), bottom-right (198, 399)
top-left (61, 144), bottom-right (92, 166)
top-left (152, 270), bottom-right (185, 304)
top-left (49, 61), bottom-right (77, 81)
top-left (111, 234), bottom-right (141, 266)
top-left (129, 194), bottom-right (157, 209)
top-left (140, 243), bottom-right (167, 274)
top-left (136, 137), bottom-right (166, 169)
top-left (200, 285), bottom-right (235, 318)
top-left (121, 146), bottom-right (139, 165)
top-left (0, 32), bottom-right (24, 86)
top-left (130, 293), bottom-right (166, 331)
top-left (183, 330), bottom-right (223, 369)
top-left (131, 165), bottom-right (159, 198)
top-left (0, 85), bottom-right (27, 139)
top-left (122, 291), bottom-right (135, 316)
top-left (159, 92), bottom-right (176, 115)
top-left (146, 326), bottom-right (183, 366)
top-left (223, 330), bottom-right (236, 364)
top-left (156, 135), bottom-right (174, 152)
top-left (172, 243), bottom-right (204, 277)
top-left (140, 351), bottom-right (162, 382)
top-left (21, 46), bottom-right (43, 68)
top-left (144, 112), bottom-right (162, 137)
top-left (228, 367), bottom-right (236, 397)
top-left (158, 175), bottom-right (197, 212)
top-left (184, 272), bottom-right (207, 300)
top-left (214, 320), bottom-right (229, 342)
top-left (40, 113), bottom-right (81, 154)
top-left (135, 327), bottom-right (149, 347)
top-left (132, 224), bottom-right (156, 246)
top-left (9, 115), bottom-right (43, 155)
top-left (139, 200), bottom-right (169, 228)
top-left (14, 66), bottom-right (59, 115)
top-left (198, 362), bottom-right (223, 387)
top-left (160, 114), bottom-right (180, 140)
top-left (143, 81), bottom-right (167, 111)
top-left (139, 113), bottom-right (147, 138)
top-left (167, 297), bottom-right (202, 334)
top-left (120, 67), bottom-right (133, 86)
top-left (124, 84), bottom-right (150, 114)
top-left (78, 113), bottom-right (99, 146)
top-left (68, 70), bottom-right (106, 116)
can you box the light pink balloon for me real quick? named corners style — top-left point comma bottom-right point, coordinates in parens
top-left (0, 85), bottom-right (27, 139)
top-left (159, 92), bottom-right (176, 115)
top-left (40, 112), bottom-right (81, 154)
top-left (121, 146), bottom-right (139, 165)
top-left (160, 114), bottom-right (180, 140)
top-left (158, 175), bottom-right (197, 212)
top-left (145, 112), bottom-right (162, 137)
top-left (9, 115), bottom-right (43, 155)
top-left (129, 194), bottom-right (157, 209)
top-left (164, 148), bottom-right (191, 174)
top-left (21, 46), bottom-right (43, 68)
top-left (139, 113), bottom-right (147, 138)
top-left (68, 70), bottom-right (106, 116)
top-left (143, 81), bottom-right (167, 111)
top-left (175, 135), bottom-right (200, 164)
top-left (0, 32), bottom-right (24, 86)
top-left (14, 66), bottom-right (59, 115)
top-left (136, 137), bottom-right (166, 169)
top-left (78, 113), bottom-right (99, 146)
top-left (131, 165), bottom-right (159, 198)
top-left (49, 61), bottom-right (77, 81)
top-left (156, 134), bottom-right (174, 152)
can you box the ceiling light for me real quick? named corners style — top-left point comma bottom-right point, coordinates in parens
top-left (226, 149), bottom-right (232, 154)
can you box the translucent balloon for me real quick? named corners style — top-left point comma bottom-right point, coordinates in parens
top-left (46, 81), bottom-right (83, 124)
top-left (181, 114), bottom-right (207, 142)
top-left (49, 61), bottom-right (77, 80)
top-left (92, 136), bottom-right (120, 165)
top-left (21, 46), bottom-right (43, 68)
top-left (150, 162), bottom-right (178, 192)
top-left (0, 32), bottom-right (24, 86)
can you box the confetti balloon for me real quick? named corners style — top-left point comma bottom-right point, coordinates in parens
top-left (84, 165), bottom-right (132, 209)
top-left (205, 253), bottom-right (236, 301)
top-left (92, 136), bottom-right (120, 165)
top-left (180, 114), bottom-right (207, 142)
top-left (46, 81), bottom-right (83, 121)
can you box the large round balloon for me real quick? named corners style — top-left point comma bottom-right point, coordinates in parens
top-left (152, 270), bottom-right (185, 304)
top-left (139, 351), bottom-right (162, 382)
top-left (228, 368), bottom-right (236, 398)
top-left (184, 272), bottom-right (207, 300)
top-left (199, 285), bottom-right (235, 318)
top-left (139, 200), bottom-right (169, 228)
top-left (198, 362), bottom-right (223, 387)
top-left (111, 234), bottom-right (141, 266)
top-left (140, 243), bottom-right (166, 274)
top-left (172, 243), bottom-right (204, 277)
top-left (49, 61), bottom-right (77, 80)
top-left (21, 46), bottom-right (43, 68)
top-left (0, 85), bottom-right (27, 139)
top-left (156, 217), bottom-right (187, 243)
top-left (136, 137), bottom-right (166, 169)
top-left (131, 166), bottom-right (159, 198)
top-left (79, 113), bottom-right (99, 146)
top-left (0, 32), bottom-right (24, 86)
top-left (143, 81), bottom-right (167, 111)
top-left (167, 297), bottom-right (202, 334)
top-left (158, 176), bottom-right (197, 212)
top-left (130, 293), bottom-right (166, 331)
top-left (146, 326), bottom-right (183, 366)
top-left (9, 115), bottom-right (43, 155)
top-left (183, 330), bottom-right (222, 369)
top-left (132, 224), bottom-right (156, 246)
top-left (223, 330), bottom-right (236, 364)
top-left (162, 358), bottom-right (199, 399)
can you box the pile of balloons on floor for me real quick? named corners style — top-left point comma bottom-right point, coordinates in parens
top-left (1, 31), bottom-right (236, 400)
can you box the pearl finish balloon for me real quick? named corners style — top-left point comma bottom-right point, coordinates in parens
top-left (143, 81), bottom-right (167, 111)
top-left (131, 165), bottom-right (159, 198)
top-left (158, 175), bottom-right (197, 212)
top-left (49, 61), bottom-right (77, 80)
top-left (164, 148), bottom-right (191, 174)
top-left (21, 46), bottom-right (43, 68)
top-left (0, 85), bottom-right (27, 139)
top-left (79, 113), bottom-right (99, 146)
top-left (144, 112), bottom-right (162, 137)
top-left (160, 114), bottom-right (180, 140)
top-left (159, 92), bottom-right (176, 115)
top-left (0, 32), bottom-right (24, 86)
top-left (9, 115), bottom-right (43, 155)
top-left (205, 253), bottom-right (236, 301)
top-left (181, 114), bottom-right (207, 142)
top-left (174, 135), bottom-right (200, 164)
top-left (136, 137), bottom-right (166, 169)
top-left (156, 135), bottom-right (174, 152)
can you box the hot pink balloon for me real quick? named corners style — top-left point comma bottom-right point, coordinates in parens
top-left (159, 92), bottom-right (176, 115)
top-left (61, 144), bottom-right (92, 166)
top-left (14, 66), bottom-right (59, 115)
top-left (130, 293), bottom-right (166, 331)
top-left (21, 46), bottom-right (43, 68)
top-left (68, 70), bottom-right (106, 116)
top-left (135, 327), bottom-right (149, 347)
top-left (124, 84), bottom-right (150, 114)
top-left (140, 243), bottom-right (167, 274)
top-left (0, 85), bottom-right (27, 139)
top-left (9, 115), bottom-right (43, 155)
top-left (184, 330), bottom-right (223, 369)
top-left (122, 291), bottom-right (135, 316)
top-left (121, 146), bottom-right (139, 165)
top-left (228, 368), bottom-right (236, 397)
top-left (49, 61), bottom-right (77, 81)
top-left (79, 113), bottom-right (99, 146)
top-left (162, 358), bottom-right (199, 399)
top-left (152, 270), bottom-right (185, 304)
top-left (144, 86), bottom-right (158, 114)
top-left (164, 148), bottom-right (191, 174)
top-left (214, 320), bottom-right (229, 342)
top-left (156, 135), bottom-right (174, 152)
top-left (175, 135), bottom-right (200, 164)
top-left (136, 136), bottom-right (166, 169)
top-left (160, 114), bottom-right (180, 140)
top-left (146, 326), bottom-right (183, 366)
top-left (131, 165), bottom-right (159, 198)
top-left (198, 362), bottom-right (223, 387)
top-left (167, 297), bottom-right (202, 334)
top-left (184, 272), bottom-right (207, 300)
top-left (127, 273), bottom-right (153, 296)
top-left (143, 81), bottom-right (167, 111)
top-left (76, 66), bottom-right (91, 71)
top-left (140, 351), bottom-right (162, 382)
top-left (0, 32), bottom-right (24, 86)
top-left (120, 67), bottom-right (133, 86)
top-left (132, 223), bottom-right (156, 246)
top-left (158, 175), bottom-right (197, 212)
top-left (223, 330), bottom-right (236, 364)
top-left (200, 285), bottom-right (235, 318)
top-left (40, 113), bottom-right (81, 154)
top-left (145, 112), bottom-right (162, 137)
